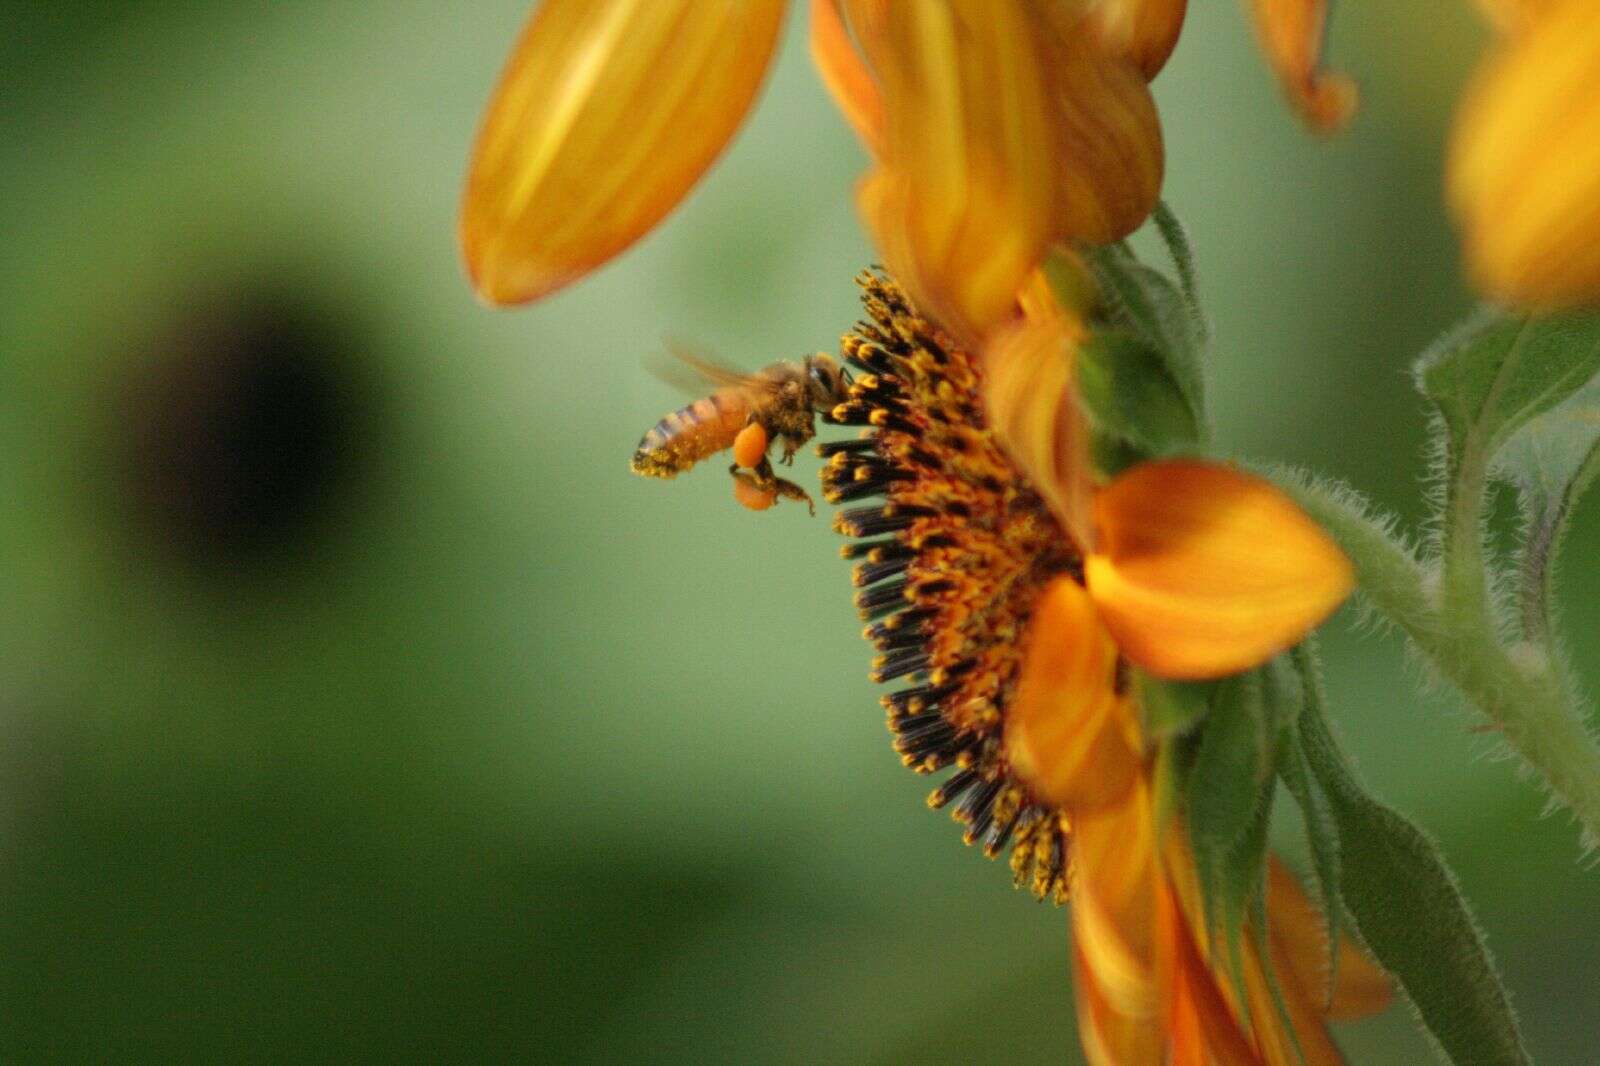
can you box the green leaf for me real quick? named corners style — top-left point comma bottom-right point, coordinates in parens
top-left (1276, 654), bottom-right (1343, 1008)
top-left (1217, 773), bottom-right (1275, 1030)
top-left (1187, 672), bottom-right (1268, 862)
top-left (1261, 654), bottom-right (1305, 756)
top-left (1416, 309), bottom-right (1600, 475)
top-left (1086, 243), bottom-right (1208, 435)
top-left (1185, 671), bottom-right (1272, 993)
top-left (1294, 650), bottom-right (1531, 1066)
top-left (1492, 374), bottom-right (1600, 642)
top-left (1078, 329), bottom-right (1201, 459)
top-left (1138, 674), bottom-right (1214, 740)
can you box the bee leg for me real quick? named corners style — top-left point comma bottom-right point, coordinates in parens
top-left (777, 435), bottom-right (806, 466)
top-left (734, 459), bottom-right (815, 515)
top-left (770, 475), bottom-right (815, 516)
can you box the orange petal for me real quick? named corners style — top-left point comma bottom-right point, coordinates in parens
top-left (847, 0), bottom-right (1061, 342)
top-left (1164, 887), bottom-right (1265, 1066)
top-left (1005, 578), bottom-right (1142, 811)
top-left (1266, 858), bottom-right (1394, 1021)
top-left (1074, 941), bottom-right (1164, 1066)
top-left (1036, 15), bottom-right (1167, 243)
top-left (1246, 0), bottom-right (1358, 133)
top-left (980, 305), bottom-right (1095, 546)
top-left (460, 0), bottom-right (788, 305)
top-left (1085, 460), bottom-right (1354, 680)
top-left (1071, 776), bottom-right (1159, 1021)
top-left (1237, 939), bottom-right (1344, 1066)
top-left (810, 0), bottom-right (886, 157)
top-left (1089, 0), bottom-right (1188, 80)
top-left (1448, 0), bottom-right (1600, 308)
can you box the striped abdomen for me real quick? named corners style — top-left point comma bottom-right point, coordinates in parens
top-left (630, 389), bottom-right (750, 478)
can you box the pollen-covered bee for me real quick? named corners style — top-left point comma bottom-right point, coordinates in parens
top-left (630, 350), bottom-right (852, 512)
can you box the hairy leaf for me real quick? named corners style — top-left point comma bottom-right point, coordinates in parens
top-left (1152, 200), bottom-right (1203, 335)
top-left (1186, 671), bottom-right (1272, 989)
top-left (1493, 374), bottom-right (1600, 641)
top-left (1416, 309), bottom-right (1600, 475)
top-left (1295, 650), bottom-right (1531, 1066)
top-left (1268, 652), bottom-right (1343, 1005)
top-left (1219, 773), bottom-right (1275, 1029)
top-left (1277, 693), bottom-right (1344, 1006)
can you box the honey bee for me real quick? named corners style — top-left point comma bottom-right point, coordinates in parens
top-left (630, 350), bottom-right (852, 512)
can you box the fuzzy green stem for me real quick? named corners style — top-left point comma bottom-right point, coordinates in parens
top-left (1441, 444), bottom-right (1492, 626)
top-left (1280, 473), bottom-right (1600, 846)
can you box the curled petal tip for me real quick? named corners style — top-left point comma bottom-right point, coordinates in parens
top-left (1248, 0), bottom-right (1358, 134)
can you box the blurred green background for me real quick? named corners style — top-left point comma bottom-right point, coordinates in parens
top-left (1, 3), bottom-right (1595, 1062)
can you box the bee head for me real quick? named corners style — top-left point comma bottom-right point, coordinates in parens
top-left (804, 353), bottom-right (852, 408)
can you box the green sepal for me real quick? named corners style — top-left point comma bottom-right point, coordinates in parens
top-left (1184, 670), bottom-right (1274, 1003)
top-left (1216, 772), bottom-right (1275, 1033)
top-left (1416, 309), bottom-right (1600, 480)
top-left (1151, 201), bottom-right (1203, 332)
top-left (1078, 329), bottom-right (1202, 460)
top-left (1275, 650), bottom-right (1344, 1009)
top-left (1085, 242), bottom-right (1209, 439)
top-left (1186, 672), bottom-right (1269, 864)
top-left (1249, 878), bottom-right (1311, 1066)
top-left (1293, 649), bottom-right (1532, 1066)
top-left (1138, 673), bottom-right (1215, 740)
top-left (1492, 374), bottom-right (1600, 642)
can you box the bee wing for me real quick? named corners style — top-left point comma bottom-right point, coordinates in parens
top-left (647, 341), bottom-right (781, 401)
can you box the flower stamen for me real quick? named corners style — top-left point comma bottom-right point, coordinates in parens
top-left (821, 271), bottom-right (1085, 902)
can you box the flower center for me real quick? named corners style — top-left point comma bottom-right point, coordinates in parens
top-left (821, 272), bottom-right (1083, 903)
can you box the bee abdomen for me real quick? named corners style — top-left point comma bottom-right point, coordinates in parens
top-left (630, 391), bottom-right (749, 478)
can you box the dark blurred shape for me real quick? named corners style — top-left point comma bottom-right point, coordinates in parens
top-left (118, 287), bottom-right (375, 573)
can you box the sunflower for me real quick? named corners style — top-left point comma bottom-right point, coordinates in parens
top-left (822, 271), bottom-right (1387, 1063)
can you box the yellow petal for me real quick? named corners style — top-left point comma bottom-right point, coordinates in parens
top-left (1037, 15), bottom-right (1167, 243)
top-left (1085, 460), bottom-right (1354, 680)
top-left (1474, 0), bottom-right (1557, 33)
top-left (1005, 578), bottom-right (1142, 811)
top-left (848, 0), bottom-right (1061, 342)
top-left (1071, 776), bottom-right (1159, 1021)
top-left (980, 301), bottom-right (1095, 546)
top-left (1449, 0), bottom-right (1600, 308)
top-left (809, 0), bottom-right (886, 157)
top-left (1089, 0), bottom-right (1188, 80)
top-left (1246, 0), bottom-right (1358, 133)
top-left (1266, 858), bottom-right (1394, 1021)
top-left (460, 0), bottom-right (788, 305)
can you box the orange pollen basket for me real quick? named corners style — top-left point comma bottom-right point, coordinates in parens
top-left (819, 272), bottom-right (1085, 902)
